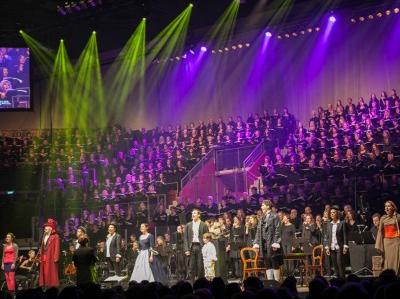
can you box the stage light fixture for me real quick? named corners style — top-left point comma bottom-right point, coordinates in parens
top-left (218, 49), bottom-right (223, 53)
top-left (394, 8), bottom-right (399, 14)
top-left (79, 0), bottom-right (88, 9)
top-left (60, 39), bottom-right (64, 43)
top-left (359, 16), bottom-right (365, 21)
top-left (57, 5), bottom-right (67, 15)
top-left (368, 15), bottom-right (374, 20)
top-left (315, 27), bottom-right (320, 32)
top-left (277, 35), bottom-right (282, 39)
top-left (245, 43), bottom-right (250, 47)
top-left (265, 31), bottom-right (272, 37)
top-left (300, 30), bottom-right (305, 35)
top-left (211, 50), bottom-right (216, 54)
top-left (285, 33), bottom-right (290, 38)
top-left (182, 54), bottom-right (187, 59)
top-left (189, 49), bottom-right (195, 55)
top-left (292, 32), bottom-right (297, 37)
top-left (224, 47), bottom-right (229, 51)
top-left (200, 46), bottom-right (208, 52)
top-left (237, 44), bottom-right (243, 48)
top-left (71, 2), bottom-right (80, 11)
top-left (175, 56), bottom-right (180, 60)
top-left (386, 10), bottom-right (391, 15)
top-left (19, 29), bottom-right (23, 34)
top-left (92, 31), bottom-right (96, 34)
top-left (307, 28), bottom-right (312, 32)
top-left (350, 18), bottom-right (356, 23)
top-left (377, 12), bottom-right (383, 17)
top-left (232, 45), bottom-right (237, 50)
top-left (143, 18), bottom-right (146, 21)
top-left (329, 16), bottom-right (336, 23)
top-left (189, 3), bottom-right (194, 7)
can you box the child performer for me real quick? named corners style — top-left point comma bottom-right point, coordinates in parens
top-left (201, 233), bottom-right (217, 280)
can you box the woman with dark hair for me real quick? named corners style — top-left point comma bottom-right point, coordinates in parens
top-left (129, 223), bottom-right (155, 282)
top-left (151, 235), bottom-right (171, 284)
top-left (72, 235), bottom-right (98, 286)
top-left (1, 233), bottom-right (19, 292)
top-left (375, 200), bottom-right (400, 275)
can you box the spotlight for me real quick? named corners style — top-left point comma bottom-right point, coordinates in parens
top-left (218, 49), bottom-right (223, 53)
top-left (189, 3), bottom-right (194, 7)
top-left (265, 31), bottom-right (272, 37)
top-left (368, 15), bottom-right (374, 20)
top-left (189, 49), bottom-right (195, 55)
top-left (350, 18), bottom-right (356, 23)
top-left (237, 44), bottom-right (243, 48)
top-left (142, 18), bottom-right (146, 21)
top-left (182, 54), bottom-right (187, 59)
top-left (200, 46), bottom-right (208, 52)
top-left (60, 39), bottom-right (64, 43)
top-left (224, 47), bottom-right (229, 51)
top-left (71, 2), bottom-right (81, 11)
top-left (211, 50), bottom-right (216, 54)
top-left (386, 10), bottom-right (391, 15)
top-left (307, 28), bottom-right (313, 32)
top-left (19, 29), bottom-right (23, 34)
top-left (175, 56), bottom-right (180, 61)
top-left (359, 16), bottom-right (365, 22)
top-left (79, 0), bottom-right (88, 9)
top-left (300, 30), bottom-right (305, 35)
top-left (245, 43), bottom-right (250, 47)
top-left (277, 35), bottom-right (282, 39)
top-left (232, 45), bottom-right (237, 50)
top-left (285, 33), bottom-right (290, 38)
top-left (92, 30), bottom-right (96, 34)
top-left (315, 27), bottom-right (320, 32)
top-left (329, 16), bottom-right (336, 23)
top-left (394, 8), bottom-right (399, 14)
top-left (292, 32), bottom-right (297, 37)
top-left (377, 12), bottom-right (383, 18)
top-left (57, 5), bottom-right (67, 15)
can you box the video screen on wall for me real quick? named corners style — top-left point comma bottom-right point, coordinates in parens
top-left (0, 47), bottom-right (31, 110)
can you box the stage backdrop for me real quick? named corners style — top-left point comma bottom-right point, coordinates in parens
top-left (0, 15), bottom-right (399, 130)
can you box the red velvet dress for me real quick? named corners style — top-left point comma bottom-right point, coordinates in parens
top-left (39, 233), bottom-right (60, 287)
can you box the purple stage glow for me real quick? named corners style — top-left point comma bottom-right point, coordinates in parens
top-left (200, 46), bottom-right (208, 52)
top-left (329, 16), bottom-right (336, 23)
top-left (265, 31), bottom-right (272, 37)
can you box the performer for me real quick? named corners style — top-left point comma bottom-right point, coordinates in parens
top-left (126, 241), bottom-right (139, 275)
top-left (323, 207), bottom-right (348, 279)
top-left (253, 200), bottom-right (282, 281)
top-left (130, 223), bottom-right (155, 282)
top-left (183, 208), bottom-right (209, 281)
top-left (226, 216), bottom-right (245, 278)
top-left (375, 200), bottom-right (400, 275)
top-left (39, 218), bottom-right (60, 288)
top-left (19, 250), bottom-right (39, 288)
top-left (105, 223), bottom-right (122, 276)
top-left (281, 213), bottom-right (295, 275)
top-left (72, 235), bottom-right (98, 286)
top-left (1, 233), bottom-right (19, 292)
top-left (75, 226), bottom-right (86, 250)
top-left (151, 235), bottom-right (171, 285)
top-left (174, 225), bottom-right (187, 280)
top-left (202, 233), bottom-right (217, 281)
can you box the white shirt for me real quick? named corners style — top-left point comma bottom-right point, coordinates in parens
top-left (330, 221), bottom-right (340, 250)
top-left (202, 242), bottom-right (217, 266)
top-left (192, 220), bottom-right (201, 243)
top-left (43, 234), bottom-right (50, 246)
top-left (106, 233), bottom-right (115, 258)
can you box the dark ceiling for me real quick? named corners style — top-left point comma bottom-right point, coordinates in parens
top-left (0, 0), bottom-right (396, 57)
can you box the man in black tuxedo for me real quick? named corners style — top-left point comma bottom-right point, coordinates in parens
top-left (183, 208), bottom-right (209, 281)
top-left (324, 207), bottom-right (348, 279)
top-left (105, 223), bottom-right (122, 276)
top-left (72, 235), bottom-right (97, 286)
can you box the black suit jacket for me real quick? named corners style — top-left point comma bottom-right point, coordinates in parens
top-left (323, 221), bottom-right (348, 250)
top-left (183, 221), bottom-right (209, 252)
top-left (72, 246), bottom-right (97, 285)
top-left (106, 233), bottom-right (122, 260)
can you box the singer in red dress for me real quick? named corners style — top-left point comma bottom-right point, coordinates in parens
top-left (39, 218), bottom-right (60, 288)
top-left (1, 233), bottom-right (19, 292)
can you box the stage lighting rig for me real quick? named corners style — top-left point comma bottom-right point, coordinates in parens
top-left (56, 0), bottom-right (103, 15)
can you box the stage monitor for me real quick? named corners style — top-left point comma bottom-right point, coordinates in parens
top-left (0, 47), bottom-right (31, 110)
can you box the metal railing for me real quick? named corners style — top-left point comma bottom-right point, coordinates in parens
top-left (243, 140), bottom-right (266, 169)
top-left (181, 148), bottom-right (216, 188)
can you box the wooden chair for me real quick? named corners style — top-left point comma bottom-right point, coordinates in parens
top-left (240, 247), bottom-right (266, 280)
top-left (308, 245), bottom-right (324, 277)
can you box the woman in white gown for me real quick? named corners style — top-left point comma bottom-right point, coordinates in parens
top-left (130, 223), bottom-right (155, 282)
